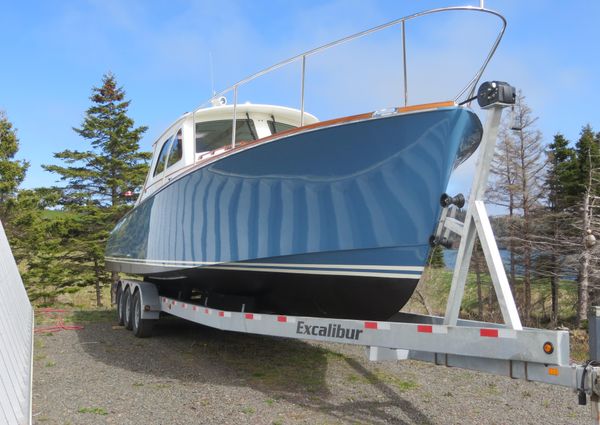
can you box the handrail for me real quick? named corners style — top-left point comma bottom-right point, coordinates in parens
top-left (193, 4), bottom-right (506, 149)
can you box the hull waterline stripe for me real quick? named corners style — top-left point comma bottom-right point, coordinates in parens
top-left (224, 262), bottom-right (424, 272)
top-left (207, 266), bottom-right (421, 279)
top-left (106, 257), bottom-right (424, 273)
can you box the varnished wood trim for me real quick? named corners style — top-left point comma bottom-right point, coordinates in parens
top-left (396, 100), bottom-right (455, 113)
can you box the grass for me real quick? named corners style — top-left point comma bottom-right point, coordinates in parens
top-left (67, 309), bottom-right (115, 323)
top-left (241, 407), bottom-right (256, 414)
top-left (78, 407), bottom-right (108, 415)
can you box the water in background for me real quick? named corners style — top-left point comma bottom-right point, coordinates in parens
top-left (443, 248), bottom-right (510, 271)
top-left (442, 249), bottom-right (576, 280)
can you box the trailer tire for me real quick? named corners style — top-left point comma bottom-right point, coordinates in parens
top-left (132, 290), bottom-right (154, 338)
top-left (116, 285), bottom-right (125, 326)
top-left (123, 289), bottom-right (134, 330)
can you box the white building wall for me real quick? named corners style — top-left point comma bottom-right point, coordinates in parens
top-left (0, 220), bottom-right (33, 425)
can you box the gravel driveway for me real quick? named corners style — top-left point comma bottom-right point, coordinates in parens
top-left (32, 313), bottom-right (588, 424)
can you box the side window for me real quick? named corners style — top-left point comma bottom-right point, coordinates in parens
top-left (167, 129), bottom-right (183, 169)
top-left (153, 137), bottom-right (172, 177)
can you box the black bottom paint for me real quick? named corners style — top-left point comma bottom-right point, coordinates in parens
top-left (146, 268), bottom-right (419, 321)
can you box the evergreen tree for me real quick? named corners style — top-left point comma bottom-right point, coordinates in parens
top-left (9, 188), bottom-right (80, 304)
top-left (541, 133), bottom-right (577, 325)
top-left (0, 111), bottom-right (29, 228)
top-left (44, 73), bottom-right (150, 306)
top-left (428, 245), bottom-right (446, 268)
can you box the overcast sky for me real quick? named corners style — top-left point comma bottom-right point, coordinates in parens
top-left (1, 0), bottom-right (599, 196)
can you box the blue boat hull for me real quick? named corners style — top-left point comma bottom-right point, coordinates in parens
top-left (106, 107), bottom-right (482, 319)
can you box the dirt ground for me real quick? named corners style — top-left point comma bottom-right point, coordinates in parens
top-left (32, 312), bottom-right (589, 425)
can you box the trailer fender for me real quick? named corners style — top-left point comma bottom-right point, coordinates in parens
top-left (120, 280), bottom-right (160, 320)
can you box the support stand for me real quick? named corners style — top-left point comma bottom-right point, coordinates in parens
top-left (435, 103), bottom-right (522, 330)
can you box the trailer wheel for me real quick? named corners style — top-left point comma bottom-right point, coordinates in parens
top-left (132, 290), bottom-right (154, 338)
top-left (123, 289), bottom-right (134, 330)
top-left (116, 285), bottom-right (125, 326)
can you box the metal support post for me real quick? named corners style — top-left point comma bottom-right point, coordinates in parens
top-left (443, 104), bottom-right (522, 330)
top-left (592, 393), bottom-right (600, 425)
top-left (590, 307), bottom-right (600, 361)
top-left (231, 86), bottom-right (238, 149)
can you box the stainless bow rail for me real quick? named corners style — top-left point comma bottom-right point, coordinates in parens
top-left (0, 220), bottom-right (33, 425)
top-left (193, 4), bottom-right (506, 149)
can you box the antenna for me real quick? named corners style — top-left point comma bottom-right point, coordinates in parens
top-left (209, 52), bottom-right (216, 97)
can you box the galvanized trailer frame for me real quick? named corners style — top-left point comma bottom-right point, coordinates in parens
top-left (115, 95), bottom-right (600, 422)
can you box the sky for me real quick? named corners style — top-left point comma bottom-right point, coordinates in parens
top-left (1, 0), bottom-right (599, 196)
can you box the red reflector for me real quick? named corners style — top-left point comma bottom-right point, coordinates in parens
top-left (218, 311), bottom-right (225, 317)
top-left (277, 316), bottom-right (287, 322)
top-left (480, 328), bottom-right (499, 338)
top-left (204, 308), bottom-right (209, 314)
top-left (364, 322), bottom-right (378, 329)
top-left (245, 313), bottom-right (254, 320)
top-left (192, 306), bottom-right (197, 311)
top-left (418, 325), bottom-right (433, 333)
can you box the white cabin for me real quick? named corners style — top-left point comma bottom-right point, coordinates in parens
top-left (138, 104), bottom-right (318, 203)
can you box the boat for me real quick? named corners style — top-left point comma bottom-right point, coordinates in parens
top-left (105, 5), bottom-right (506, 320)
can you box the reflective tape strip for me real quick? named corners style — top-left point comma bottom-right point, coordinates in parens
top-left (245, 313), bottom-right (262, 320)
top-left (480, 328), bottom-right (498, 338)
top-left (498, 329), bottom-right (517, 339)
top-left (364, 322), bottom-right (390, 330)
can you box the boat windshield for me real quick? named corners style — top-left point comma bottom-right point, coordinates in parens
top-left (268, 120), bottom-right (296, 135)
top-left (196, 119), bottom-right (258, 153)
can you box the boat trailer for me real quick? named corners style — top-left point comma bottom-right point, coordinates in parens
top-left (114, 84), bottom-right (600, 422)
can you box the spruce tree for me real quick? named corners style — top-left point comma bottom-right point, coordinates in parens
top-left (428, 245), bottom-right (446, 268)
top-left (44, 73), bottom-right (150, 306)
top-left (542, 133), bottom-right (577, 324)
top-left (0, 111), bottom-right (29, 227)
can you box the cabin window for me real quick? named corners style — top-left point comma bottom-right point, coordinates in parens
top-left (195, 119), bottom-right (257, 153)
top-left (267, 120), bottom-right (296, 135)
top-left (167, 129), bottom-right (183, 168)
top-left (153, 137), bottom-right (172, 176)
